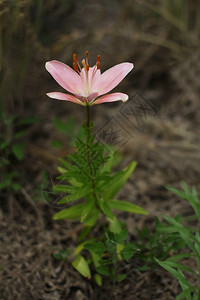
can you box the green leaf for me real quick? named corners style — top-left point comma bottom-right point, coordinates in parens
top-left (163, 260), bottom-right (196, 275)
top-left (53, 249), bottom-right (70, 261)
top-left (102, 150), bottom-right (122, 173)
top-left (94, 273), bottom-right (102, 286)
top-left (51, 140), bottom-right (62, 148)
top-left (114, 228), bottom-right (128, 244)
top-left (194, 231), bottom-right (200, 270)
top-left (84, 242), bottom-right (106, 256)
top-left (118, 274), bottom-right (126, 282)
top-left (154, 258), bottom-right (191, 287)
top-left (73, 239), bottom-right (95, 256)
top-left (166, 183), bottom-right (200, 221)
top-left (53, 203), bottom-right (84, 220)
top-left (53, 184), bottom-right (77, 193)
top-left (56, 185), bottom-right (89, 204)
top-left (98, 198), bottom-right (114, 220)
top-left (163, 215), bottom-right (200, 257)
top-left (0, 140), bottom-right (10, 150)
top-left (91, 252), bottom-right (101, 268)
top-left (72, 255), bottom-right (91, 278)
top-left (53, 118), bottom-right (69, 133)
top-left (78, 226), bottom-right (93, 241)
top-left (19, 116), bottom-right (40, 125)
top-left (96, 265), bottom-right (109, 276)
top-left (138, 265), bottom-right (148, 271)
top-left (109, 199), bottom-right (148, 215)
top-left (14, 130), bottom-right (27, 138)
top-left (166, 185), bottom-right (187, 200)
top-left (84, 208), bottom-right (100, 226)
top-left (104, 161), bottom-right (137, 200)
top-left (176, 287), bottom-right (196, 300)
top-left (108, 217), bottom-right (122, 233)
top-left (80, 197), bottom-right (95, 222)
top-left (0, 178), bottom-right (10, 189)
top-left (122, 243), bottom-right (137, 261)
top-left (12, 183), bottom-right (21, 191)
top-left (167, 253), bottom-right (193, 261)
top-left (59, 158), bottom-right (75, 172)
top-left (12, 143), bottom-right (24, 160)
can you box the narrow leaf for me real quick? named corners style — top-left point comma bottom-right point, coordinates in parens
top-left (104, 161), bottom-right (137, 200)
top-left (94, 273), bottom-right (102, 286)
top-left (98, 198), bottom-right (114, 220)
top-left (72, 255), bottom-right (91, 278)
top-left (53, 203), bottom-right (84, 220)
top-left (109, 199), bottom-right (148, 215)
top-left (12, 143), bottom-right (24, 160)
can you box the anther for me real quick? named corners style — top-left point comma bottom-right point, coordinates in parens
top-left (73, 53), bottom-right (77, 62)
top-left (97, 55), bottom-right (100, 62)
top-left (85, 51), bottom-right (89, 60)
top-left (73, 62), bottom-right (78, 72)
top-left (97, 61), bottom-right (101, 69)
top-left (86, 64), bottom-right (89, 71)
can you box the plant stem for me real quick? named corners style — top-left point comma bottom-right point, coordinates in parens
top-left (85, 105), bottom-right (98, 201)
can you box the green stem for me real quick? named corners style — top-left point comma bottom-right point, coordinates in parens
top-left (85, 105), bottom-right (98, 202)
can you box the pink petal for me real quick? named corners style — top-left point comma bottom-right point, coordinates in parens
top-left (92, 92), bottom-right (129, 105)
top-left (92, 63), bottom-right (134, 96)
top-left (80, 66), bottom-right (101, 95)
top-left (46, 92), bottom-right (84, 105)
top-left (45, 60), bottom-right (83, 94)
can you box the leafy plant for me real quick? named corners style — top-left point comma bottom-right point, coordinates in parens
top-left (128, 215), bottom-right (185, 271)
top-left (51, 105), bottom-right (148, 283)
top-left (155, 182), bottom-right (200, 300)
top-left (0, 107), bottom-right (40, 192)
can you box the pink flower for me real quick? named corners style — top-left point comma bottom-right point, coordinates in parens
top-left (45, 51), bottom-right (133, 106)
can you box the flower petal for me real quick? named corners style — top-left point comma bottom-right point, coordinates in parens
top-left (79, 67), bottom-right (101, 96)
top-left (45, 60), bottom-right (83, 94)
top-left (92, 92), bottom-right (129, 105)
top-left (92, 62), bottom-right (134, 95)
top-left (46, 92), bottom-right (84, 105)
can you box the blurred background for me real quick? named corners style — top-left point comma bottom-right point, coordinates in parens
top-left (0, 0), bottom-right (200, 298)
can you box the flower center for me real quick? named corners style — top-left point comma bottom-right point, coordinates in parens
top-left (73, 51), bottom-right (101, 74)
top-left (73, 51), bottom-right (101, 99)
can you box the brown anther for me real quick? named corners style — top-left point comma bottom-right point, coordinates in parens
top-left (97, 61), bottom-right (101, 69)
top-left (86, 64), bottom-right (89, 71)
top-left (73, 62), bottom-right (78, 72)
top-left (97, 55), bottom-right (100, 62)
top-left (85, 51), bottom-right (89, 60)
top-left (73, 53), bottom-right (77, 62)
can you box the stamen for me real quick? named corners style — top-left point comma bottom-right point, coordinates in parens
top-left (73, 53), bottom-right (82, 72)
top-left (73, 53), bottom-right (77, 62)
top-left (85, 51), bottom-right (89, 65)
top-left (86, 64), bottom-right (89, 71)
top-left (97, 61), bottom-right (100, 69)
top-left (96, 55), bottom-right (101, 69)
top-left (73, 62), bottom-right (79, 72)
